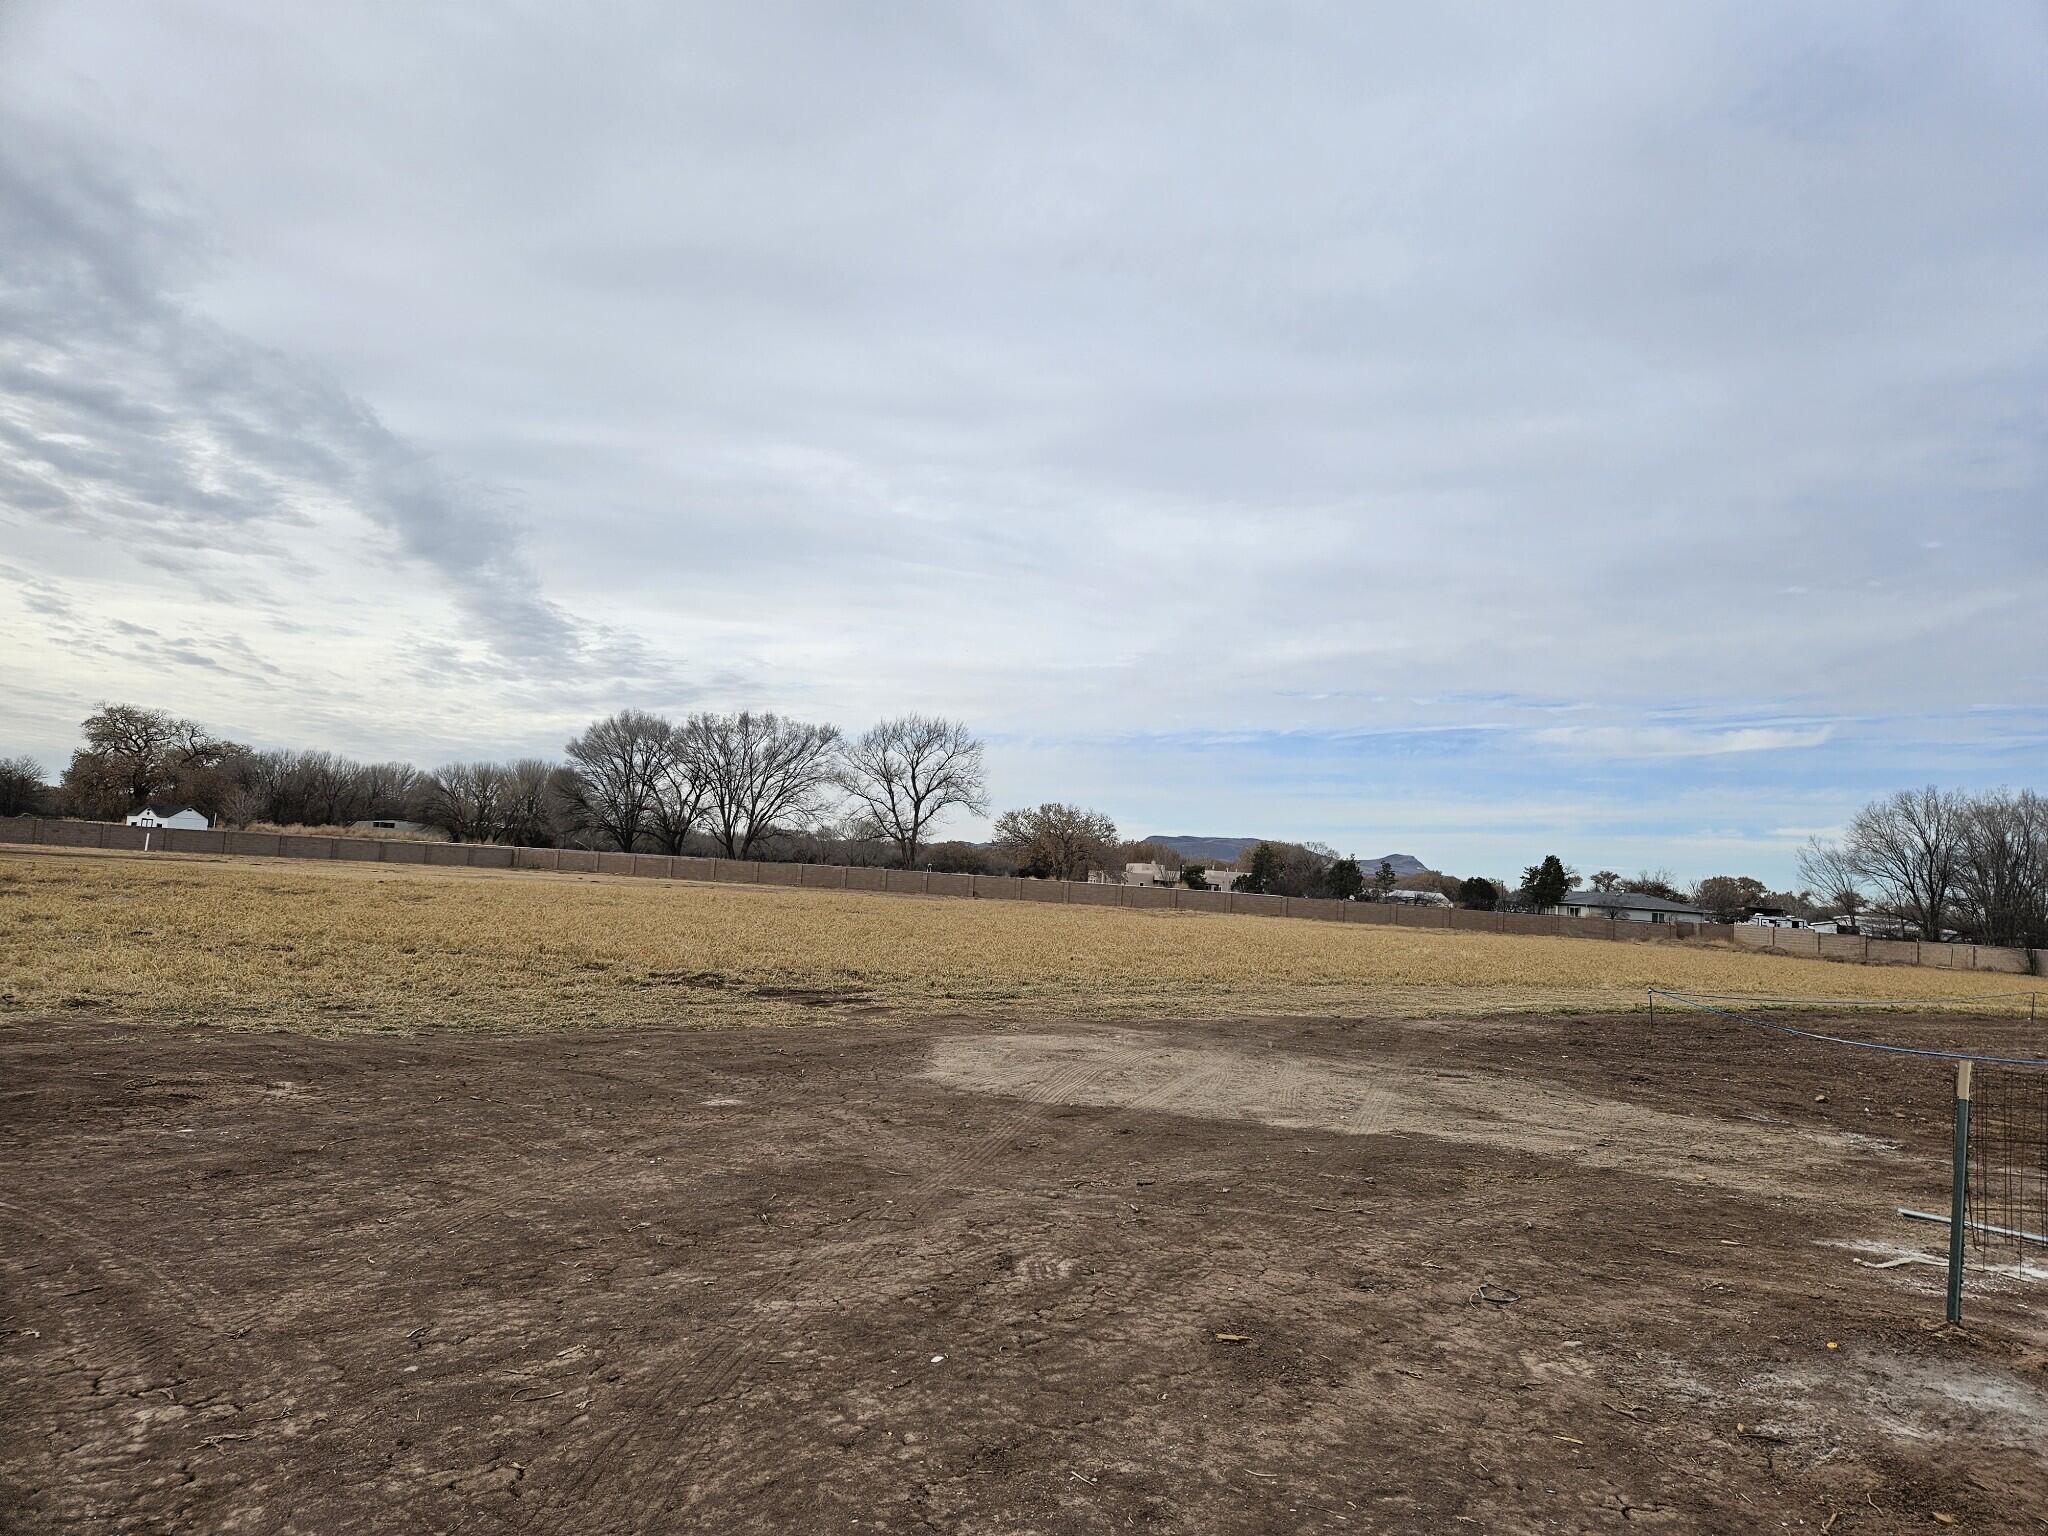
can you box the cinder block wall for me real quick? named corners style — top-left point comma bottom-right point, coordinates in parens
top-left (0, 815), bottom-right (2039, 978)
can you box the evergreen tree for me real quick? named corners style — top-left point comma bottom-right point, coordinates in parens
top-left (1521, 854), bottom-right (1573, 908)
top-left (1238, 842), bottom-right (1281, 894)
top-left (1456, 876), bottom-right (1498, 910)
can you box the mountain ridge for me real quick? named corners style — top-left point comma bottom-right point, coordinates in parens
top-left (1140, 836), bottom-right (1429, 875)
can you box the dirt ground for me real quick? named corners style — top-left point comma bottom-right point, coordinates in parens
top-left (4, 1008), bottom-right (2046, 1534)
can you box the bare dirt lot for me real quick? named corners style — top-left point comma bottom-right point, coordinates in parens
top-left (5, 1008), bottom-right (2046, 1534)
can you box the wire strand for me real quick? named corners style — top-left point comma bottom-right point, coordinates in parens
top-left (1648, 988), bottom-right (2048, 1070)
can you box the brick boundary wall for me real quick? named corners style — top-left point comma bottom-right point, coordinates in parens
top-left (1, 815), bottom-right (2039, 979)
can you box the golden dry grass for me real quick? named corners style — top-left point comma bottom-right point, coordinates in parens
top-left (0, 848), bottom-right (2037, 1034)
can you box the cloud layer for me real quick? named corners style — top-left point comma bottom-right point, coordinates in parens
top-left (3, 3), bottom-right (2045, 882)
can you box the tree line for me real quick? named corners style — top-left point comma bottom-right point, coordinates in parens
top-left (13, 703), bottom-right (994, 866)
top-left (7, 713), bottom-right (2042, 944)
top-left (1797, 787), bottom-right (2048, 951)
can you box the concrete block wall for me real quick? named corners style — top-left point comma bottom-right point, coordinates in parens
top-left (0, 815), bottom-right (2040, 979)
top-left (1975, 946), bottom-right (2032, 975)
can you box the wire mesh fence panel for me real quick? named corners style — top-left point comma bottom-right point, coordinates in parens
top-left (1967, 1066), bottom-right (2048, 1268)
top-left (1648, 987), bottom-right (2048, 1318)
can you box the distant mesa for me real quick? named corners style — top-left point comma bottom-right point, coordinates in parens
top-left (1141, 837), bottom-right (1428, 876)
top-left (1140, 836), bottom-right (1263, 863)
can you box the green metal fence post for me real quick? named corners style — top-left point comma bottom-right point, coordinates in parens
top-left (1946, 1059), bottom-right (1973, 1325)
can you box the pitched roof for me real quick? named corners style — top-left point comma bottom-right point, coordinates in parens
top-left (1561, 889), bottom-right (1708, 915)
top-left (138, 802), bottom-right (198, 817)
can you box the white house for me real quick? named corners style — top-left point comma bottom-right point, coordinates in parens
top-left (1741, 912), bottom-right (1809, 930)
top-left (1094, 859), bottom-right (1246, 889)
top-left (1813, 913), bottom-right (1919, 940)
top-left (1548, 890), bottom-right (1709, 925)
top-left (1380, 888), bottom-right (1452, 907)
top-left (125, 803), bottom-right (210, 831)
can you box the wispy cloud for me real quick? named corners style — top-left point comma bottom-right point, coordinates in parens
top-left (0, 107), bottom-right (660, 684)
top-left (0, 3), bottom-right (2043, 885)
top-left (1529, 724), bottom-right (1837, 759)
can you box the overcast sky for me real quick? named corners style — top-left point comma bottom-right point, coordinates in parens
top-left (3, 2), bottom-right (2044, 883)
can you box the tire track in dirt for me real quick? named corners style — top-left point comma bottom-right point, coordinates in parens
top-left (614, 1042), bottom-right (1238, 1527)
top-left (1344, 1069), bottom-right (1396, 1136)
top-left (823, 1051), bottom-right (1238, 1358)
top-left (0, 1195), bottom-right (382, 1525)
top-left (0, 1197), bottom-right (289, 1399)
top-left (615, 1051), bottom-right (1125, 1529)
top-left (358, 1048), bottom-right (827, 1273)
top-left (519, 1047), bottom-right (1128, 1533)
top-left (365, 1134), bottom-right (658, 1273)
top-left (1263, 1038), bottom-right (1314, 1128)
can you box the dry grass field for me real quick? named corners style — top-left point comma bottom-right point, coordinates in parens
top-left (0, 847), bottom-right (2036, 1032)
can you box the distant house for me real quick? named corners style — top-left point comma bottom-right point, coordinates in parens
top-left (126, 803), bottom-right (209, 831)
top-left (1741, 908), bottom-right (1809, 930)
top-left (1379, 888), bottom-right (1452, 908)
top-left (349, 819), bottom-right (441, 838)
top-left (1813, 913), bottom-right (1919, 940)
top-left (1549, 890), bottom-right (1709, 925)
top-left (1092, 859), bottom-right (1247, 888)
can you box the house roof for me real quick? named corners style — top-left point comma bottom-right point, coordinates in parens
top-left (138, 801), bottom-right (197, 817)
top-left (1561, 889), bottom-right (1708, 915)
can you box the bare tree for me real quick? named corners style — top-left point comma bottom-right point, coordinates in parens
top-left (61, 703), bottom-right (239, 820)
top-left (687, 712), bottom-right (842, 858)
top-left (220, 748), bottom-right (291, 826)
top-left (1795, 837), bottom-right (1866, 916)
top-left (1623, 868), bottom-right (1679, 900)
top-left (78, 703), bottom-right (204, 805)
top-left (646, 738), bottom-right (710, 855)
top-left (293, 751), bottom-right (355, 825)
top-left (992, 802), bottom-right (1118, 881)
top-left (1843, 786), bottom-right (1965, 940)
top-left (835, 715), bottom-right (989, 867)
top-left (564, 710), bottom-right (672, 852)
top-left (356, 761), bottom-right (420, 821)
top-left (1955, 789), bottom-right (2048, 952)
top-left (421, 762), bottom-right (509, 843)
top-left (498, 759), bottom-right (566, 847)
top-left (1691, 874), bottom-right (1767, 924)
top-left (0, 754), bottom-right (45, 817)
